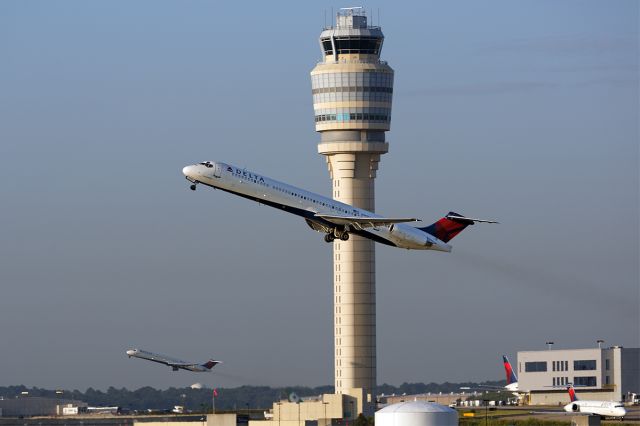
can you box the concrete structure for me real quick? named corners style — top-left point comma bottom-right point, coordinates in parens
top-left (0, 397), bottom-right (87, 417)
top-left (252, 393), bottom-right (352, 426)
top-left (310, 7), bottom-right (393, 415)
top-left (517, 346), bottom-right (639, 404)
top-left (380, 393), bottom-right (468, 407)
top-left (375, 401), bottom-right (458, 426)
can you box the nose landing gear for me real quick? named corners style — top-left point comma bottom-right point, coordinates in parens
top-left (189, 182), bottom-right (198, 191)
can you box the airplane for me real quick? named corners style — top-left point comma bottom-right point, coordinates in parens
top-left (531, 385), bottom-right (627, 420)
top-left (460, 355), bottom-right (522, 396)
top-left (561, 385), bottom-right (627, 420)
top-left (182, 161), bottom-right (496, 251)
top-left (126, 349), bottom-right (221, 372)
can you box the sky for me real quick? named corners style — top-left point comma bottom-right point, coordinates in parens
top-left (0, 0), bottom-right (638, 391)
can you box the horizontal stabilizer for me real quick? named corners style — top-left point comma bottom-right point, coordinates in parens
top-left (446, 214), bottom-right (499, 224)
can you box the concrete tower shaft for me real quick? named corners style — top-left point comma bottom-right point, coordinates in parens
top-left (310, 8), bottom-right (393, 413)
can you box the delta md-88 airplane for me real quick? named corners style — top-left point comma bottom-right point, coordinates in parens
top-left (182, 161), bottom-right (496, 250)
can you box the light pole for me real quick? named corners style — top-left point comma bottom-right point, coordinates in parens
top-left (483, 399), bottom-right (489, 426)
top-left (323, 401), bottom-right (329, 426)
top-left (597, 339), bottom-right (605, 349)
top-left (297, 401), bottom-right (301, 426)
top-left (546, 341), bottom-right (554, 350)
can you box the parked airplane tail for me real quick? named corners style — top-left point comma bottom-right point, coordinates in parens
top-left (567, 385), bottom-right (578, 402)
top-left (503, 355), bottom-right (518, 385)
top-left (202, 360), bottom-right (221, 370)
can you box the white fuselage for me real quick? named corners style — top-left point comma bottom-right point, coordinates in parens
top-left (564, 400), bottom-right (627, 418)
top-left (182, 161), bottom-right (452, 251)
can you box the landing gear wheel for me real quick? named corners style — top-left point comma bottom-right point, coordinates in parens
top-left (190, 184), bottom-right (197, 191)
top-left (324, 233), bottom-right (335, 243)
top-left (340, 232), bottom-right (350, 241)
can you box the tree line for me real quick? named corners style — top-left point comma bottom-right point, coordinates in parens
top-left (0, 380), bottom-right (504, 412)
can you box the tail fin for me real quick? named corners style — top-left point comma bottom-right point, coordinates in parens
top-left (567, 385), bottom-right (578, 402)
top-left (420, 212), bottom-right (475, 243)
top-left (420, 212), bottom-right (498, 242)
top-left (503, 355), bottom-right (518, 385)
top-left (202, 359), bottom-right (221, 370)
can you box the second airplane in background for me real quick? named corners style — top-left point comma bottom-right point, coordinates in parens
top-left (182, 161), bottom-right (496, 251)
top-left (126, 349), bottom-right (221, 372)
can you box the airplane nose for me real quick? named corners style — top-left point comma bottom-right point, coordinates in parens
top-left (182, 165), bottom-right (194, 177)
top-left (126, 350), bottom-right (135, 356)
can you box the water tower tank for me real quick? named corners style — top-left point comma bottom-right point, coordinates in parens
top-left (375, 401), bottom-right (458, 426)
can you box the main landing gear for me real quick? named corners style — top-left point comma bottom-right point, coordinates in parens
top-left (324, 230), bottom-right (350, 243)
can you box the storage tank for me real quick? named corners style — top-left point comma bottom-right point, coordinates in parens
top-left (375, 401), bottom-right (458, 426)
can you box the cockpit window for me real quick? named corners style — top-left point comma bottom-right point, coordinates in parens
top-left (199, 162), bottom-right (214, 168)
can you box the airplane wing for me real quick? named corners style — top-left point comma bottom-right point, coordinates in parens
top-left (314, 213), bottom-right (420, 230)
top-left (166, 362), bottom-right (199, 368)
top-left (460, 386), bottom-right (510, 391)
top-left (528, 411), bottom-right (582, 416)
top-left (459, 386), bottom-right (521, 393)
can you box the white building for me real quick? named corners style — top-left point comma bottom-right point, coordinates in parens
top-left (517, 345), bottom-right (639, 404)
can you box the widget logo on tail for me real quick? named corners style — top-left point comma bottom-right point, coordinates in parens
top-left (567, 385), bottom-right (578, 402)
top-left (503, 355), bottom-right (518, 385)
top-left (203, 360), bottom-right (221, 370)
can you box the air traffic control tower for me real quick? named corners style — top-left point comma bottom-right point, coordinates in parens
top-left (310, 8), bottom-right (393, 415)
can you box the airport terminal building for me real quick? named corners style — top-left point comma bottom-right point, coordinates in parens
top-left (517, 346), bottom-right (639, 404)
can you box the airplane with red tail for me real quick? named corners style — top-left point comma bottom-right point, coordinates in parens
top-left (182, 161), bottom-right (496, 251)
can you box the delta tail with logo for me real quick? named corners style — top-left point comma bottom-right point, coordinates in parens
top-left (182, 161), bottom-right (497, 251)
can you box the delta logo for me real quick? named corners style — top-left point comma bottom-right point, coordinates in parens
top-left (231, 167), bottom-right (265, 183)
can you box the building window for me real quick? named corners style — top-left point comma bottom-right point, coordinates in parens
top-left (574, 376), bottom-right (597, 387)
top-left (605, 359), bottom-right (610, 370)
top-left (606, 375), bottom-right (610, 385)
top-left (574, 360), bottom-right (597, 371)
top-left (564, 361), bottom-right (568, 371)
top-left (553, 377), bottom-right (556, 386)
top-left (525, 361), bottom-right (547, 372)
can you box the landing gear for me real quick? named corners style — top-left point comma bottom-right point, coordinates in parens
top-left (190, 183), bottom-right (197, 191)
top-left (324, 230), bottom-right (349, 242)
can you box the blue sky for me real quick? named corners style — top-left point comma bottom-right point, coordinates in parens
top-left (0, 0), bottom-right (637, 390)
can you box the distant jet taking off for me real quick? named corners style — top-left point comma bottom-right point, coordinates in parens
top-left (126, 349), bottom-right (221, 372)
top-left (182, 161), bottom-right (496, 251)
